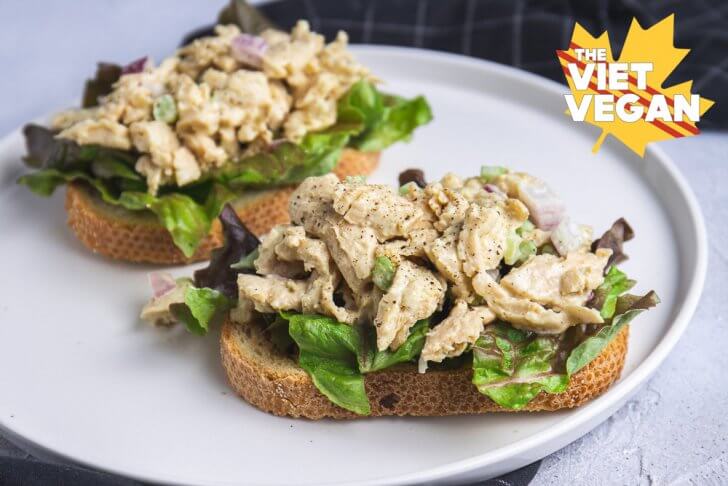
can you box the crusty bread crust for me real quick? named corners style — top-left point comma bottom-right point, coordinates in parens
top-left (220, 318), bottom-right (629, 419)
top-left (64, 149), bottom-right (380, 264)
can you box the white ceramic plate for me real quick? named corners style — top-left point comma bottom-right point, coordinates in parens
top-left (0, 47), bottom-right (706, 485)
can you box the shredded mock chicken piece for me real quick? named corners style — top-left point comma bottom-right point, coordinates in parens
top-left (419, 300), bottom-right (496, 371)
top-left (289, 173), bottom-right (341, 236)
top-left (227, 170), bottom-right (611, 369)
top-left (426, 225), bottom-right (474, 301)
top-left (423, 182), bottom-right (469, 231)
top-left (457, 203), bottom-right (526, 276)
top-left (374, 260), bottom-right (446, 351)
top-left (238, 234), bottom-right (358, 325)
top-left (375, 228), bottom-right (438, 264)
top-left (253, 225), bottom-right (307, 278)
top-left (472, 271), bottom-right (603, 334)
top-left (323, 222), bottom-right (378, 295)
top-left (500, 249), bottom-right (611, 309)
top-left (333, 182), bottom-right (426, 241)
top-left (237, 274), bottom-right (308, 315)
top-left (52, 21), bottom-right (371, 194)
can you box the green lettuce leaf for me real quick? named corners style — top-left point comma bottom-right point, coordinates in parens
top-left (18, 169), bottom-right (91, 197)
top-left (18, 81), bottom-right (431, 256)
top-left (567, 290), bottom-right (660, 375)
top-left (284, 313), bottom-right (360, 359)
top-left (590, 266), bottom-right (636, 319)
top-left (280, 313), bottom-right (430, 415)
top-left (284, 313), bottom-right (369, 415)
top-left (211, 131), bottom-right (353, 189)
top-left (170, 286), bottom-right (232, 336)
top-left (363, 320), bottom-right (428, 373)
top-left (472, 323), bottom-right (568, 410)
top-left (19, 167), bottom-right (234, 258)
top-left (266, 315), bottom-right (295, 353)
top-left (339, 81), bottom-right (433, 151)
top-left (297, 353), bottom-right (370, 415)
top-left (150, 192), bottom-right (225, 258)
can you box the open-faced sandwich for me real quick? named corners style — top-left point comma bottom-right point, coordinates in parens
top-left (142, 167), bottom-right (658, 418)
top-left (18, 15), bottom-right (431, 264)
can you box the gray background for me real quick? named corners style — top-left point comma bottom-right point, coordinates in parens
top-left (0, 1), bottom-right (726, 484)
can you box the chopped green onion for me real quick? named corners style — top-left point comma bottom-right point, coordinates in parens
top-left (504, 232), bottom-right (537, 266)
top-left (480, 165), bottom-right (507, 183)
top-left (518, 240), bottom-right (537, 262)
top-left (345, 175), bottom-right (366, 184)
top-left (540, 243), bottom-right (557, 255)
top-left (503, 233), bottom-right (521, 266)
top-left (516, 220), bottom-right (535, 236)
top-left (153, 94), bottom-right (178, 124)
top-left (372, 256), bottom-right (396, 290)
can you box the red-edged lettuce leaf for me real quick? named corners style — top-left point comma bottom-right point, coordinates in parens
top-left (592, 218), bottom-right (634, 268)
top-left (193, 204), bottom-right (260, 299)
top-left (472, 324), bottom-right (569, 410)
top-left (82, 63), bottom-right (123, 108)
top-left (473, 287), bottom-right (658, 409)
top-left (566, 290), bottom-right (659, 375)
top-left (588, 265), bottom-right (636, 319)
top-left (217, 0), bottom-right (275, 35)
top-left (160, 206), bottom-right (259, 335)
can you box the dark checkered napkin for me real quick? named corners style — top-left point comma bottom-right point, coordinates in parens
top-left (261, 0), bottom-right (727, 129)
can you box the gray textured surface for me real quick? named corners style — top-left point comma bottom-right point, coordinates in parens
top-left (535, 134), bottom-right (728, 486)
top-left (0, 1), bottom-right (726, 484)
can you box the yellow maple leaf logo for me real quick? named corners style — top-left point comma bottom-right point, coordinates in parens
top-left (557, 14), bottom-right (714, 156)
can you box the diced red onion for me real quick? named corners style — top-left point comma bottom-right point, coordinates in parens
top-left (516, 180), bottom-right (565, 230)
top-left (149, 272), bottom-right (176, 298)
top-left (484, 183), bottom-right (506, 197)
top-left (231, 34), bottom-right (267, 68)
top-left (122, 56), bottom-right (151, 75)
top-left (551, 217), bottom-right (586, 256)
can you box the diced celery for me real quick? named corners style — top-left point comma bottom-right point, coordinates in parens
top-left (153, 94), bottom-right (178, 124)
top-left (480, 165), bottom-right (507, 182)
top-left (372, 256), bottom-right (396, 290)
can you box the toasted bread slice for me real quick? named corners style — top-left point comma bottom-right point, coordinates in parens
top-left (64, 149), bottom-right (380, 264)
top-left (220, 318), bottom-right (629, 419)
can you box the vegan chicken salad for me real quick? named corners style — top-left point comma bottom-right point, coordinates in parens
top-left (18, 17), bottom-right (431, 259)
top-left (142, 167), bottom-right (658, 416)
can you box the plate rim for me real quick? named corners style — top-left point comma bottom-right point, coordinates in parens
top-left (0, 45), bottom-right (708, 486)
